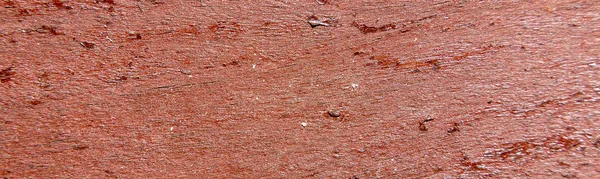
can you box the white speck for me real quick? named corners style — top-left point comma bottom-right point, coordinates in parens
top-left (589, 63), bottom-right (597, 67)
top-left (106, 36), bottom-right (113, 42)
top-left (252, 64), bottom-right (256, 69)
top-left (300, 122), bottom-right (307, 127)
top-left (188, 75), bottom-right (193, 78)
top-left (351, 83), bottom-right (359, 89)
top-left (170, 127), bottom-right (174, 131)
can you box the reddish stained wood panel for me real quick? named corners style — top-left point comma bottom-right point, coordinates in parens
top-left (1, 0), bottom-right (600, 178)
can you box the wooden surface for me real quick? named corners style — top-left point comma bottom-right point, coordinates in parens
top-left (1, 0), bottom-right (600, 178)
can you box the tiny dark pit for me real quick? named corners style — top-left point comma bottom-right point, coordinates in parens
top-left (80, 41), bottom-right (96, 49)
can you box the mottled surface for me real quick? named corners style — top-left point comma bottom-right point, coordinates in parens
top-left (1, 0), bottom-right (600, 178)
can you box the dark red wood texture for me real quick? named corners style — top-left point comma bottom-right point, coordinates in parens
top-left (1, 0), bottom-right (600, 178)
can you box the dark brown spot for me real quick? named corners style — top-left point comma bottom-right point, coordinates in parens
top-left (3, 0), bottom-right (16, 8)
top-left (129, 32), bottom-right (142, 40)
top-left (36, 25), bottom-right (63, 35)
top-left (18, 9), bottom-right (32, 16)
top-left (424, 118), bottom-right (434, 122)
top-left (29, 100), bottom-right (42, 106)
top-left (52, 0), bottom-right (64, 8)
top-left (418, 122), bottom-right (428, 131)
top-left (460, 161), bottom-right (487, 171)
top-left (96, 0), bottom-right (116, 4)
top-left (0, 66), bottom-right (15, 83)
top-left (562, 173), bottom-right (577, 179)
top-left (369, 55), bottom-right (398, 66)
top-left (558, 161), bottom-right (570, 167)
top-left (149, 0), bottom-right (164, 5)
top-left (80, 41), bottom-right (95, 49)
top-left (447, 123), bottom-right (460, 133)
top-left (117, 76), bottom-right (127, 81)
top-left (72, 145), bottom-right (89, 150)
top-left (353, 51), bottom-right (366, 56)
top-left (351, 21), bottom-right (399, 34)
top-left (222, 60), bottom-right (240, 67)
top-left (594, 137), bottom-right (600, 148)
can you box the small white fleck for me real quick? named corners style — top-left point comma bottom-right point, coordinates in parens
top-left (252, 64), bottom-right (256, 69)
top-left (106, 36), bottom-right (113, 42)
top-left (308, 19), bottom-right (330, 27)
top-left (589, 63), bottom-right (597, 67)
top-left (351, 83), bottom-right (359, 89)
top-left (301, 122), bottom-right (307, 127)
top-left (170, 127), bottom-right (174, 131)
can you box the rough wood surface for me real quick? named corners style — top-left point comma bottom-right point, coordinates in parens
top-left (1, 0), bottom-right (600, 178)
